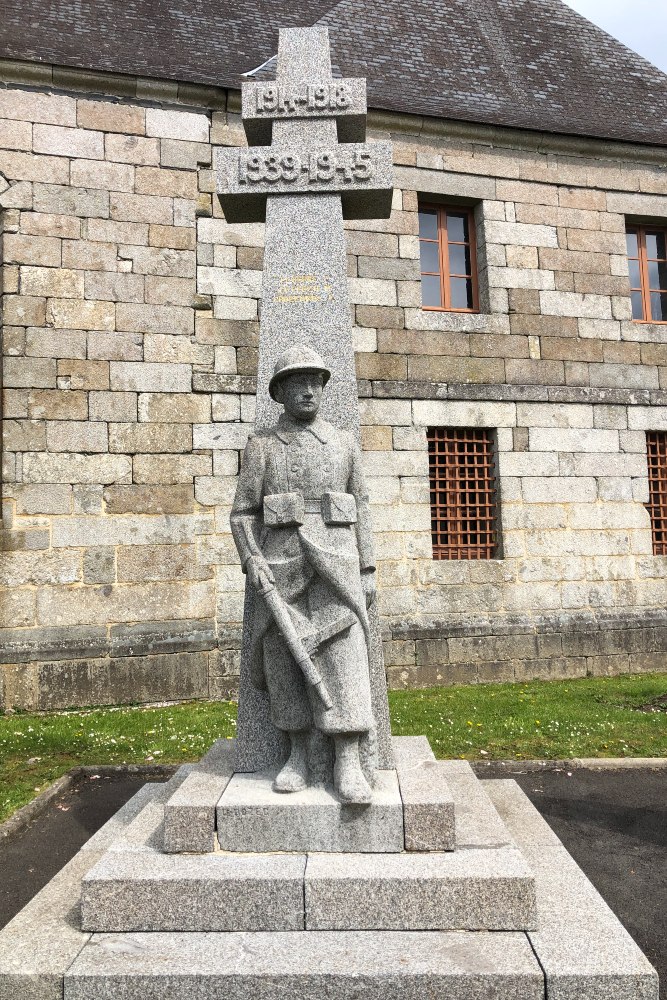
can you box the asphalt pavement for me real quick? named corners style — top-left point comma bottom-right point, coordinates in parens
top-left (0, 764), bottom-right (664, 992)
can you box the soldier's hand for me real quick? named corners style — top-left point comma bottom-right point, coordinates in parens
top-left (246, 554), bottom-right (275, 592)
top-left (361, 568), bottom-right (377, 608)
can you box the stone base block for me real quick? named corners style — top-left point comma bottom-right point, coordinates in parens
top-left (81, 852), bottom-right (306, 932)
top-left (216, 768), bottom-right (404, 853)
top-left (163, 738), bottom-right (235, 853)
top-left (64, 929), bottom-right (544, 1000)
top-left (304, 847), bottom-right (537, 930)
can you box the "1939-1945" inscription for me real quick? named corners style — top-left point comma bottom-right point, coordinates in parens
top-left (238, 149), bottom-right (373, 184)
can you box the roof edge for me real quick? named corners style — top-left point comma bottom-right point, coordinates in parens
top-left (2, 55), bottom-right (667, 164)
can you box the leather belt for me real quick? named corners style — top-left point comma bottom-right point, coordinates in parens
top-left (303, 499), bottom-right (323, 513)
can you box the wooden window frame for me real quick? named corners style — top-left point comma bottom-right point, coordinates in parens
top-left (627, 223), bottom-right (667, 324)
top-left (427, 426), bottom-right (500, 560)
top-left (646, 431), bottom-right (667, 556)
top-left (419, 202), bottom-right (479, 313)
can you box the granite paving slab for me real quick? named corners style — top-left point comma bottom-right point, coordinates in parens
top-left (0, 780), bottom-right (166, 1000)
top-left (485, 779), bottom-right (659, 1000)
top-left (64, 929), bottom-right (544, 1000)
top-left (304, 847), bottom-right (537, 930)
top-left (217, 768), bottom-right (404, 852)
top-left (163, 739), bottom-right (235, 853)
top-left (81, 851), bottom-right (306, 932)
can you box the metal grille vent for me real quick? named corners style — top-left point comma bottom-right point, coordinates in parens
top-left (427, 427), bottom-right (499, 560)
top-left (646, 430), bottom-right (667, 556)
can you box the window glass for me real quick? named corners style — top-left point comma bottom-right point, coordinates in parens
top-left (421, 274), bottom-right (442, 307)
top-left (418, 209), bottom-right (438, 240)
top-left (446, 213), bottom-right (468, 243)
top-left (419, 241), bottom-right (440, 273)
top-left (419, 203), bottom-right (478, 312)
top-left (450, 277), bottom-right (473, 309)
top-left (627, 223), bottom-right (667, 323)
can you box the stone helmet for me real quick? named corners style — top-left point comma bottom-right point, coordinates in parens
top-left (268, 345), bottom-right (331, 400)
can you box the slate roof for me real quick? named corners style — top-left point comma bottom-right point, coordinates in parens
top-left (1, 0), bottom-right (667, 146)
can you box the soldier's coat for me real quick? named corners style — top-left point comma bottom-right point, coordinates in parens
top-left (231, 413), bottom-right (376, 734)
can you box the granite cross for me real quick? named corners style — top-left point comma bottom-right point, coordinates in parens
top-left (216, 25), bottom-right (394, 774)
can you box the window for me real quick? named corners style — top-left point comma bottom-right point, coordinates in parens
top-left (627, 224), bottom-right (667, 322)
top-left (419, 203), bottom-right (478, 312)
top-left (427, 427), bottom-right (499, 559)
top-left (646, 431), bottom-right (667, 555)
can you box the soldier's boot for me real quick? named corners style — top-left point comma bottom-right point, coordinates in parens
top-left (333, 733), bottom-right (372, 805)
top-left (273, 730), bottom-right (309, 793)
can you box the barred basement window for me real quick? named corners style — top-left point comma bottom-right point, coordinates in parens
top-left (419, 203), bottom-right (479, 312)
top-left (646, 431), bottom-right (667, 556)
top-left (427, 427), bottom-right (499, 560)
top-left (626, 224), bottom-right (667, 323)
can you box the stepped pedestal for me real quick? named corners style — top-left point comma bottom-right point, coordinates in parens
top-left (0, 736), bottom-right (658, 1000)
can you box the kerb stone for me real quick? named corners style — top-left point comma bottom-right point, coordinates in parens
top-left (485, 779), bottom-right (659, 1000)
top-left (163, 738), bottom-right (235, 853)
top-left (216, 769), bottom-right (403, 852)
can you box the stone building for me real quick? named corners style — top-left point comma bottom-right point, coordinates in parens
top-left (1, 0), bottom-right (667, 710)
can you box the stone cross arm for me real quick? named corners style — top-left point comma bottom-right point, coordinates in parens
top-left (215, 26), bottom-right (394, 224)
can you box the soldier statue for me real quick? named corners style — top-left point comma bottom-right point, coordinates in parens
top-left (231, 345), bottom-right (378, 804)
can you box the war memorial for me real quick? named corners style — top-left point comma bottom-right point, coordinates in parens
top-left (0, 26), bottom-right (658, 1000)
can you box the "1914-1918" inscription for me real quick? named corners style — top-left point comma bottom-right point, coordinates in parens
top-left (255, 83), bottom-right (351, 114)
top-left (238, 149), bottom-right (373, 184)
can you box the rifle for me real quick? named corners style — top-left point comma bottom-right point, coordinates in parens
top-left (256, 577), bottom-right (357, 713)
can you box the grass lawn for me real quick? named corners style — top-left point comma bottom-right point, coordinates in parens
top-left (1, 673), bottom-right (665, 825)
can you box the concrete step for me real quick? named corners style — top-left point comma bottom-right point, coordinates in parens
top-left (63, 930), bottom-right (544, 1000)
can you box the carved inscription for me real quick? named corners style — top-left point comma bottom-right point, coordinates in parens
top-left (256, 83), bottom-right (351, 114)
top-left (238, 148), bottom-right (373, 185)
top-left (275, 274), bottom-right (334, 304)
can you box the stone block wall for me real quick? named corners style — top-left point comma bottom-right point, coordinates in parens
top-left (1, 64), bottom-right (666, 707)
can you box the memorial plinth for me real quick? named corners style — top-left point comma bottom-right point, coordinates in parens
top-left (0, 23), bottom-right (658, 1000)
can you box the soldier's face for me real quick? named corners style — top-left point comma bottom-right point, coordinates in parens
top-left (276, 371), bottom-right (324, 420)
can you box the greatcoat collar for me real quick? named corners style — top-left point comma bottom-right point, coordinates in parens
top-left (275, 413), bottom-right (330, 444)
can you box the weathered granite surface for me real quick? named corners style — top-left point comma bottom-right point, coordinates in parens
top-left (163, 739), bottom-right (235, 853)
top-left (397, 759), bottom-right (456, 851)
top-left (0, 778), bottom-right (170, 1000)
top-left (222, 26), bottom-right (394, 780)
top-left (81, 852), bottom-right (306, 932)
top-left (64, 930), bottom-right (544, 1000)
top-left (216, 768), bottom-right (404, 853)
top-left (304, 848), bottom-right (537, 930)
top-left (486, 779), bottom-right (659, 1000)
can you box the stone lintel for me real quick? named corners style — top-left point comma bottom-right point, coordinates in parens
top-left (241, 78), bottom-right (367, 146)
top-left (216, 769), bottom-right (404, 853)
